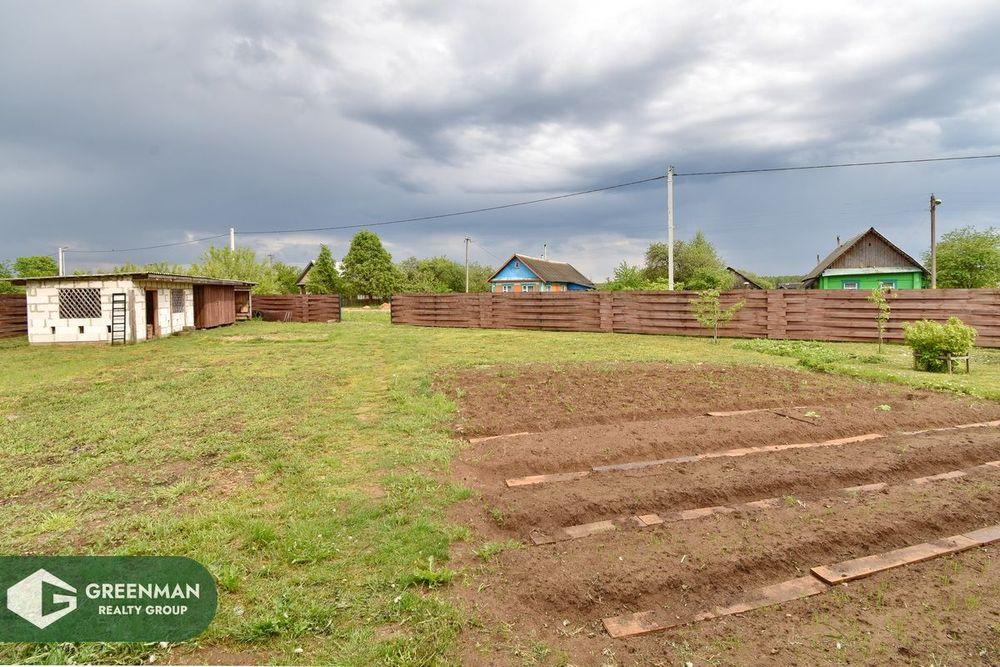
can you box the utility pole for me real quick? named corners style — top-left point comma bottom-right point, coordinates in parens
top-left (929, 194), bottom-right (941, 288)
top-left (57, 246), bottom-right (66, 276)
top-left (464, 236), bottom-right (471, 293)
top-left (229, 227), bottom-right (236, 252)
top-left (667, 165), bottom-right (675, 290)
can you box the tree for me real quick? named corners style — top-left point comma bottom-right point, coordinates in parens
top-left (644, 231), bottom-right (730, 289)
top-left (0, 261), bottom-right (17, 294)
top-left (306, 244), bottom-right (343, 294)
top-left (13, 255), bottom-right (58, 278)
top-left (190, 246), bottom-right (285, 295)
top-left (271, 261), bottom-right (302, 294)
top-left (340, 231), bottom-right (401, 298)
top-left (690, 289), bottom-right (745, 342)
top-left (867, 285), bottom-right (892, 353)
top-left (397, 256), bottom-right (493, 293)
top-left (600, 261), bottom-right (669, 291)
top-left (926, 226), bottom-right (1000, 288)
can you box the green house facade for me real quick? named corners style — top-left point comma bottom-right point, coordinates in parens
top-left (803, 227), bottom-right (929, 290)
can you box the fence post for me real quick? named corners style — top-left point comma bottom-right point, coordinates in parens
top-left (598, 292), bottom-right (613, 332)
top-left (479, 293), bottom-right (492, 328)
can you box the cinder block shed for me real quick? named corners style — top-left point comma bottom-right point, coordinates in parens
top-left (12, 272), bottom-right (255, 344)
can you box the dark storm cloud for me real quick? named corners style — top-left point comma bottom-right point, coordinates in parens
top-left (2, 1), bottom-right (1000, 280)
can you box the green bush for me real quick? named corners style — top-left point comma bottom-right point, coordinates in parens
top-left (902, 317), bottom-right (977, 372)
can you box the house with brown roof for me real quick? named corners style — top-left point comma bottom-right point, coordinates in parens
top-left (802, 227), bottom-right (929, 290)
top-left (726, 266), bottom-right (766, 290)
top-left (487, 254), bottom-right (595, 292)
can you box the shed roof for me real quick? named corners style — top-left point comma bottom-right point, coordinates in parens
top-left (726, 267), bottom-right (766, 289)
top-left (295, 261), bottom-right (315, 287)
top-left (488, 254), bottom-right (594, 287)
top-left (802, 227), bottom-right (927, 286)
top-left (10, 272), bottom-right (255, 287)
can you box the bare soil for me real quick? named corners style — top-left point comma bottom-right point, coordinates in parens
top-left (443, 363), bottom-right (1000, 666)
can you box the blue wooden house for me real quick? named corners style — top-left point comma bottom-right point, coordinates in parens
top-left (487, 254), bottom-right (595, 293)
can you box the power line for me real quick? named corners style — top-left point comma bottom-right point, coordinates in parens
top-left (676, 153), bottom-right (1000, 177)
top-left (242, 175), bottom-right (666, 235)
top-left (64, 233), bottom-right (229, 254)
top-left (54, 151), bottom-right (1000, 254)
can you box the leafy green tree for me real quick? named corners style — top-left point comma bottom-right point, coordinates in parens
top-left (0, 261), bottom-right (18, 293)
top-left (340, 231), bottom-right (401, 298)
top-left (271, 261), bottom-right (302, 294)
top-left (14, 255), bottom-right (58, 277)
top-left (690, 289), bottom-right (745, 342)
top-left (644, 231), bottom-right (730, 289)
top-left (867, 285), bottom-right (892, 353)
top-left (925, 226), bottom-right (1000, 288)
top-left (397, 256), bottom-right (493, 293)
top-left (306, 244), bottom-right (343, 294)
top-left (600, 261), bottom-right (669, 291)
top-left (190, 246), bottom-right (291, 295)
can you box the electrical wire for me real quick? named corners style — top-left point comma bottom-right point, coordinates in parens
top-left (241, 175), bottom-right (666, 235)
top-left (676, 153), bottom-right (1000, 176)
top-left (64, 233), bottom-right (229, 254)
top-left (54, 151), bottom-right (1000, 253)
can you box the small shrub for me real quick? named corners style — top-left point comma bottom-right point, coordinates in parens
top-left (902, 317), bottom-right (977, 372)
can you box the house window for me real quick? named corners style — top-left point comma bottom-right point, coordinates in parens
top-left (58, 288), bottom-right (102, 319)
top-left (522, 284), bottom-right (534, 292)
top-left (879, 280), bottom-right (897, 289)
top-left (514, 261), bottom-right (520, 268)
top-left (502, 284), bottom-right (513, 293)
top-left (541, 284), bottom-right (550, 292)
top-left (842, 281), bottom-right (860, 290)
top-left (170, 289), bottom-right (185, 314)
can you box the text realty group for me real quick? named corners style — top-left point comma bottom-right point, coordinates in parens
top-left (87, 582), bottom-right (201, 616)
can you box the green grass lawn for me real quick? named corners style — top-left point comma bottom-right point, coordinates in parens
top-left (1, 310), bottom-right (997, 665)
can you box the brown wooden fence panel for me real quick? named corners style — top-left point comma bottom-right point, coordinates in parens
top-left (390, 289), bottom-right (1000, 348)
top-left (0, 294), bottom-right (27, 338)
top-left (252, 295), bottom-right (341, 323)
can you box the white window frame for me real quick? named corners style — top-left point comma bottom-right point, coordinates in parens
top-left (522, 283), bottom-right (534, 292)
top-left (502, 284), bottom-right (513, 293)
top-left (842, 281), bottom-right (860, 290)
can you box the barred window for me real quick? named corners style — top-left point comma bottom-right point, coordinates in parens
top-left (59, 288), bottom-right (102, 319)
top-left (171, 289), bottom-right (185, 314)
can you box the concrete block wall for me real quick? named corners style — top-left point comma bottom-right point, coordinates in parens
top-left (26, 278), bottom-right (137, 344)
top-left (135, 281), bottom-right (194, 336)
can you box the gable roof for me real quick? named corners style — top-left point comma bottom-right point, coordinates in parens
top-left (802, 227), bottom-right (928, 285)
top-left (487, 254), bottom-right (594, 287)
top-left (726, 266), bottom-right (766, 289)
top-left (295, 261), bottom-right (315, 287)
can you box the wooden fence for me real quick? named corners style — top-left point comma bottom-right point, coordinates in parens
top-left (252, 295), bottom-right (342, 323)
top-left (0, 294), bottom-right (27, 338)
top-left (391, 289), bottom-right (1000, 348)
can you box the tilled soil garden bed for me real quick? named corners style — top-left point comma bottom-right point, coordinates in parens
top-left (443, 363), bottom-right (1000, 665)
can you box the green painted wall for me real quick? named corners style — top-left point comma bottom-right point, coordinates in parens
top-left (817, 271), bottom-right (926, 290)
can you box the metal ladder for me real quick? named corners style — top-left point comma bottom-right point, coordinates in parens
top-left (111, 293), bottom-right (127, 344)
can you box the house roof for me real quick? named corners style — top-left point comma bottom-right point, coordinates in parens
top-left (726, 267), bottom-right (766, 289)
top-left (802, 227), bottom-right (928, 285)
top-left (10, 272), bottom-right (255, 287)
top-left (295, 261), bottom-right (315, 287)
top-left (487, 254), bottom-right (594, 287)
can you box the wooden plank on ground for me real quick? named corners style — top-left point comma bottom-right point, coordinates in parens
top-left (810, 536), bottom-right (979, 585)
top-left (505, 470), bottom-right (590, 487)
top-left (602, 576), bottom-right (828, 638)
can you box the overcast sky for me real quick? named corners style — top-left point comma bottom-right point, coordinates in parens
top-left (3, 1), bottom-right (1000, 280)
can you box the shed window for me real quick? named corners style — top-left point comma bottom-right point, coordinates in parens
top-left (58, 288), bottom-right (102, 319)
top-left (171, 289), bottom-right (185, 314)
top-left (842, 281), bottom-right (860, 290)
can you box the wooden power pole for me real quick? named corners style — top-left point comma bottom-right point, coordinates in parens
top-left (929, 194), bottom-right (941, 288)
top-left (667, 165), bottom-right (675, 290)
top-left (464, 237), bottom-right (471, 293)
